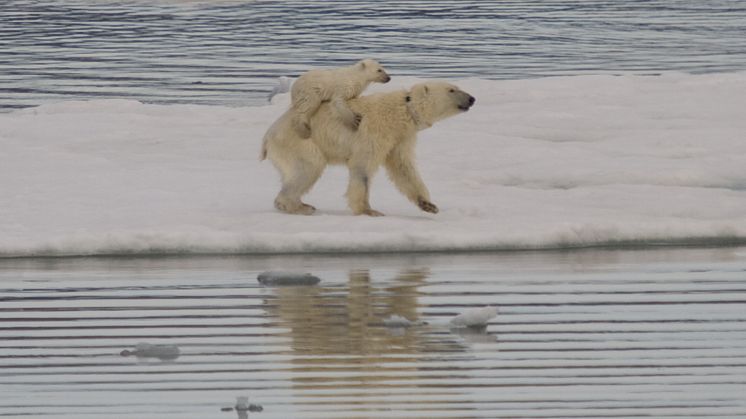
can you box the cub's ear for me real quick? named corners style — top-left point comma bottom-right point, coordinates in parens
top-left (356, 60), bottom-right (367, 70)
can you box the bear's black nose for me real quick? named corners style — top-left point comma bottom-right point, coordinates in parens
top-left (468, 95), bottom-right (476, 105)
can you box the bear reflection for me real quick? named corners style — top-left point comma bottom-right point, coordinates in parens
top-left (263, 269), bottom-right (466, 356)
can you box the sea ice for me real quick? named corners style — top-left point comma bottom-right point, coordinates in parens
top-left (1, 73), bottom-right (745, 256)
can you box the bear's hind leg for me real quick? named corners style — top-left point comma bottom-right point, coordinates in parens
top-left (274, 197), bottom-right (316, 215)
top-left (274, 159), bottom-right (324, 215)
top-left (291, 94), bottom-right (322, 139)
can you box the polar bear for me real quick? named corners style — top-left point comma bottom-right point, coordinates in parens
top-left (290, 59), bottom-right (391, 138)
top-left (261, 81), bottom-right (475, 216)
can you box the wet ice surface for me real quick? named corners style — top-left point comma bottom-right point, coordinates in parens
top-left (2, 247), bottom-right (746, 418)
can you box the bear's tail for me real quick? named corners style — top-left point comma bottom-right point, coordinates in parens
top-left (259, 130), bottom-right (271, 161)
top-left (259, 142), bottom-right (267, 161)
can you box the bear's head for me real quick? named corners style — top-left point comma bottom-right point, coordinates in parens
top-left (356, 59), bottom-right (391, 84)
top-left (406, 82), bottom-right (475, 128)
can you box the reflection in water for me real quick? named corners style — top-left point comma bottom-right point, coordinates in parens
top-left (452, 326), bottom-right (496, 345)
top-left (120, 342), bottom-right (181, 360)
top-left (263, 268), bottom-right (474, 408)
top-left (267, 269), bottom-right (466, 355)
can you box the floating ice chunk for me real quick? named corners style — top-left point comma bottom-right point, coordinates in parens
top-left (383, 314), bottom-right (425, 328)
top-left (268, 76), bottom-right (292, 103)
top-left (235, 396), bottom-right (263, 412)
top-left (449, 306), bottom-right (498, 328)
top-left (120, 342), bottom-right (180, 360)
top-left (257, 271), bottom-right (321, 286)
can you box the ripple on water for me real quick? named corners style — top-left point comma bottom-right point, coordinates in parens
top-left (1, 249), bottom-right (746, 418)
top-left (1, 0), bottom-right (746, 110)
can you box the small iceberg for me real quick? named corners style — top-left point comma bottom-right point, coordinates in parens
top-left (220, 396), bottom-right (263, 413)
top-left (257, 271), bottom-right (321, 286)
top-left (450, 306), bottom-right (498, 328)
top-left (235, 396), bottom-right (263, 412)
top-left (120, 342), bottom-right (180, 360)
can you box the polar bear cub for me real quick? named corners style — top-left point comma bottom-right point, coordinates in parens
top-left (291, 59), bottom-right (390, 138)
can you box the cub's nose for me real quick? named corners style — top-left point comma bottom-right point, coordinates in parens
top-left (383, 75), bottom-right (391, 83)
top-left (468, 95), bottom-right (475, 105)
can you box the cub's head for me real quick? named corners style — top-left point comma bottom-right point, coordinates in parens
top-left (407, 82), bottom-right (475, 125)
top-left (356, 59), bottom-right (391, 83)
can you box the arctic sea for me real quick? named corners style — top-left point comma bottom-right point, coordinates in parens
top-left (1, 0), bottom-right (745, 109)
top-left (3, 248), bottom-right (746, 418)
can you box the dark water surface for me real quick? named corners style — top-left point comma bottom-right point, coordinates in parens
top-left (1, 0), bottom-right (745, 110)
top-left (2, 248), bottom-right (746, 418)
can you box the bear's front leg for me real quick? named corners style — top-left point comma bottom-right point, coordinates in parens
top-left (290, 92), bottom-right (321, 139)
top-left (346, 166), bottom-right (383, 216)
top-left (384, 139), bottom-right (438, 214)
top-left (417, 197), bottom-right (439, 214)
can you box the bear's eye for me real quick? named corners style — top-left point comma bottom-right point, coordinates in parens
top-left (377, 69), bottom-right (382, 72)
top-left (449, 88), bottom-right (455, 93)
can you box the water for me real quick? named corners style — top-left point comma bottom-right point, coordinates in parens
top-left (1, 0), bottom-right (745, 110)
top-left (2, 248), bottom-right (746, 418)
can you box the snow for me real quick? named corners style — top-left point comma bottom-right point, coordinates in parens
top-left (1, 73), bottom-right (745, 257)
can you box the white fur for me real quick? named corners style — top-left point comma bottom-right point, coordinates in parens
top-left (261, 81), bottom-right (475, 216)
top-left (290, 59), bottom-right (390, 137)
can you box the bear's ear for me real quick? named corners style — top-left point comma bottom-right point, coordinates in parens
top-left (357, 60), bottom-right (367, 70)
top-left (410, 84), bottom-right (430, 99)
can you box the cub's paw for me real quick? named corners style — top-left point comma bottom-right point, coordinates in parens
top-left (349, 113), bottom-right (363, 130)
top-left (352, 113), bottom-right (363, 129)
top-left (417, 198), bottom-right (439, 214)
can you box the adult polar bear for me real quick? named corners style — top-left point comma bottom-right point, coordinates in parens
top-left (261, 81), bottom-right (475, 216)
